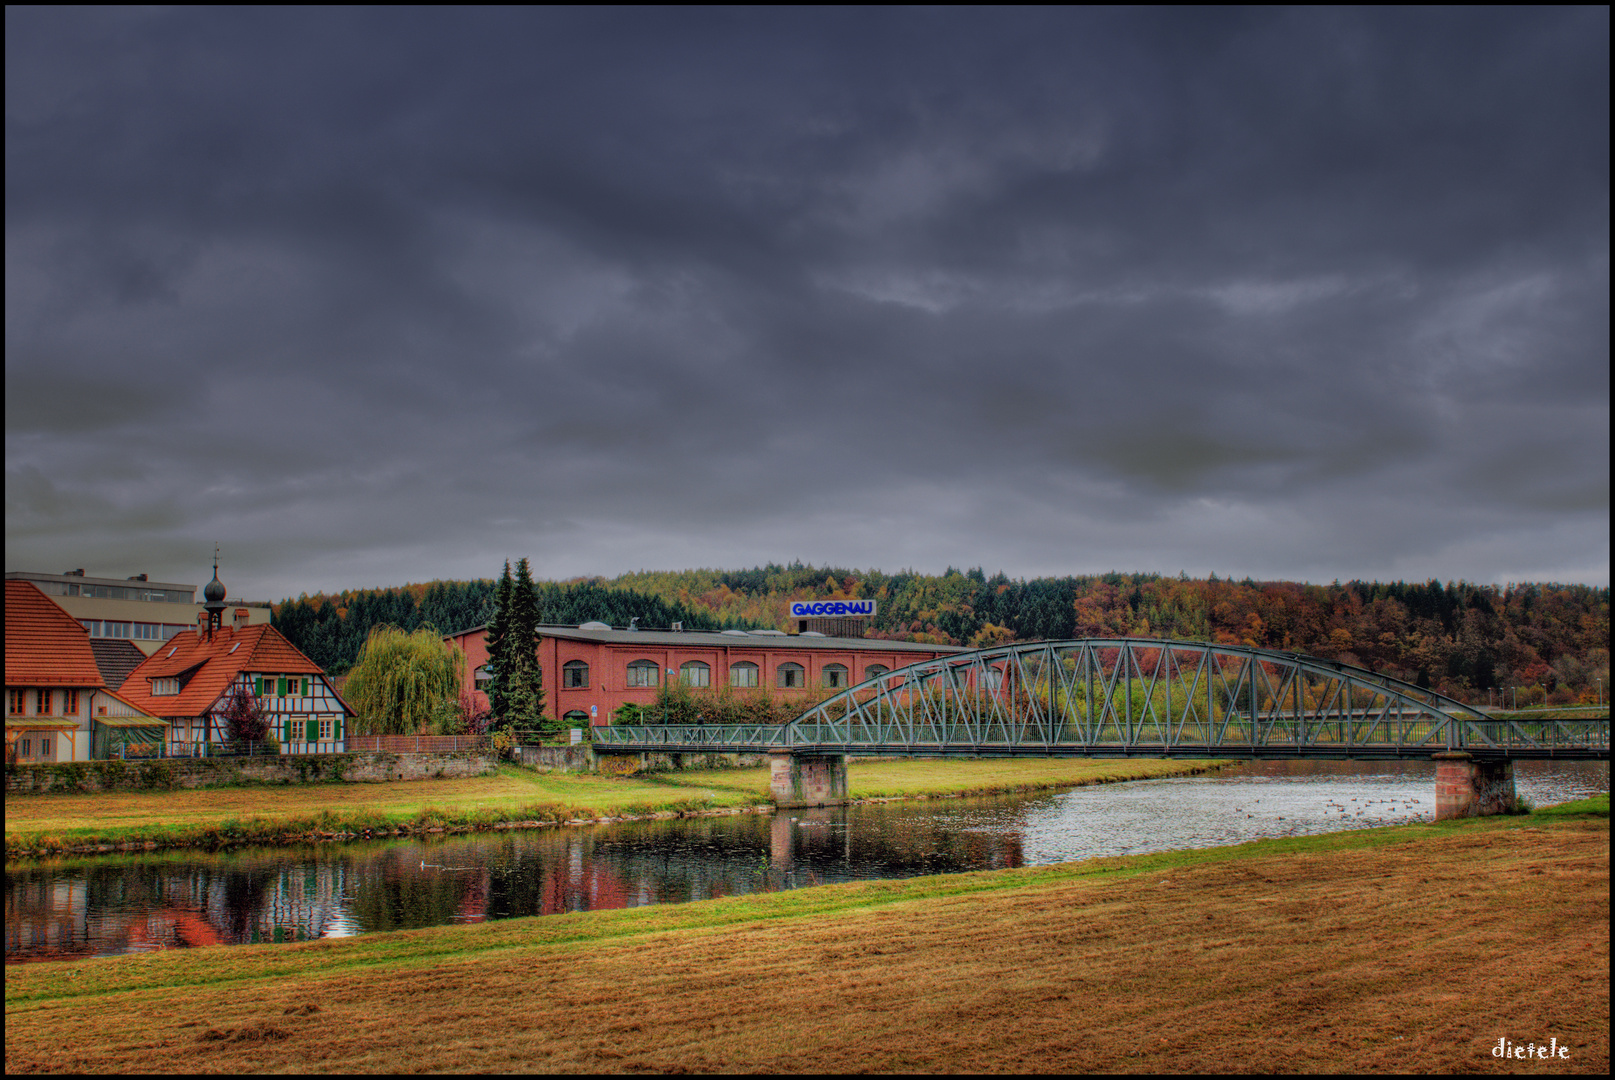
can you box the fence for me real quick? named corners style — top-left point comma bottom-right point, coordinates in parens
top-left (346, 734), bottom-right (491, 753)
top-left (160, 741), bottom-right (280, 759)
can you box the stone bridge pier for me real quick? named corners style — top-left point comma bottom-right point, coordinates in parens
top-left (769, 750), bottom-right (848, 808)
top-left (1433, 751), bottom-right (1517, 819)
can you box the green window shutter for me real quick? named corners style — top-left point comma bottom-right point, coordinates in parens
top-left (284, 717), bottom-right (294, 743)
top-left (301, 678), bottom-right (310, 696)
top-left (334, 715), bottom-right (343, 740)
top-left (278, 676), bottom-right (289, 697)
top-left (254, 677), bottom-right (263, 696)
top-left (306, 717), bottom-right (318, 742)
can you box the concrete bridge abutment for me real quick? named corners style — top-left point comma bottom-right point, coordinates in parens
top-left (769, 750), bottom-right (848, 807)
top-left (1433, 751), bottom-right (1517, 819)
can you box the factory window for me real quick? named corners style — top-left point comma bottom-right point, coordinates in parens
top-left (823, 664), bottom-right (849, 689)
top-left (626, 660), bottom-right (659, 688)
top-left (777, 662), bottom-right (805, 689)
top-left (562, 661), bottom-right (590, 689)
top-left (564, 710), bottom-right (590, 726)
top-left (679, 661), bottom-right (711, 687)
top-left (729, 661), bottom-right (759, 688)
top-left (865, 664), bottom-right (890, 681)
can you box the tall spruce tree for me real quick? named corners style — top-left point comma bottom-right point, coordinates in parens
top-left (504, 557), bottom-right (550, 736)
top-left (484, 561), bottom-right (514, 727)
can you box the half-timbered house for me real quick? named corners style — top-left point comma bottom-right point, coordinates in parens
top-left (117, 621), bottom-right (353, 755)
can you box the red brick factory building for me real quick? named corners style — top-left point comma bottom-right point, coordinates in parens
top-left (444, 620), bottom-right (967, 729)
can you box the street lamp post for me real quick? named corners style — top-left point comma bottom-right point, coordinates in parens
top-left (1512, 686), bottom-right (1518, 711)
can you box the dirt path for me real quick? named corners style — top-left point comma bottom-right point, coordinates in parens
top-left (6, 816), bottom-right (1606, 1073)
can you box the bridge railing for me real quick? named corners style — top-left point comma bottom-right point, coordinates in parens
top-left (593, 725), bottom-right (790, 749)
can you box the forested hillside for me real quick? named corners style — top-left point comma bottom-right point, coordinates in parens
top-left (272, 578), bottom-right (730, 675)
top-left (272, 564), bottom-right (1609, 707)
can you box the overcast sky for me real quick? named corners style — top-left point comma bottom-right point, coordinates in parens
top-left (6, 8), bottom-right (1609, 601)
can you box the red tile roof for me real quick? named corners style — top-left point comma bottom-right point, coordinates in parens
top-left (5, 580), bottom-right (106, 688)
top-left (119, 623), bottom-right (325, 718)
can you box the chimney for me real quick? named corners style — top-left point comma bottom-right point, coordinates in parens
top-left (196, 612), bottom-right (208, 638)
top-left (234, 607), bottom-right (250, 628)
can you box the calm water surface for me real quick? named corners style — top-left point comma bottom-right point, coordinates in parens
top-left (7, 759), bottom-right (1605, 963)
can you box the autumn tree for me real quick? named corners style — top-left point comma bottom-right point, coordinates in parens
top-left (219, 684), bottom-right (270, 744)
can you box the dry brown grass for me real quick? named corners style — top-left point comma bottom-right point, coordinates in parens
top-left (6, 816), bottom-right (1606, 1074)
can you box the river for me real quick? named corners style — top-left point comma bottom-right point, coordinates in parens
top-left (6, 759), bottom-right (1606, 963)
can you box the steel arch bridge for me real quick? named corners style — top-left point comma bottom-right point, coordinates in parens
top-left (595, 638), bottom-right (1609, 760)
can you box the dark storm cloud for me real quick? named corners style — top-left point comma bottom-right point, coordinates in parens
top-left (6, 7), bottom-right (1608, 598)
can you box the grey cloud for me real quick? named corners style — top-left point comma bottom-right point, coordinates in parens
top-left (6, 7), bottom-right (1607, 598)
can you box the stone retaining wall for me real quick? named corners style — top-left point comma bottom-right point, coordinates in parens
top-left (5, 751), bottom-right (498, 795)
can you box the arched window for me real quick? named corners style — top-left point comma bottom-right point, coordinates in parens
top-left (729, 661), bottom-right (759, 688)
top-left (822, 663), bottom-right (849, 689)
top-left (776, 662), bottom-right (805, 688)
top-left (864, 664), bottom-right (890, 681)
top-left (626, 659), bottom-right (659, 688)
top-left (562, 660), bottom-right (589, 689)
top-left (563, 710), bottom-right (590, 727)
top-left (679, 661), bottom-right (711, 687)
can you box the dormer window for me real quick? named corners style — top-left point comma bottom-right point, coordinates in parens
top-left (153, 678), bottom-right (180, 696)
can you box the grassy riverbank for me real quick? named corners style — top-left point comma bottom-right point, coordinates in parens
top-left (4, 757), bottom-right (1223, 858)
top-left (6, 796), bottom-right (1606, 1074)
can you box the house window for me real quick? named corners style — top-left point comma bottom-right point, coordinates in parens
top-left (823, 664), bottom-right (849, 689)
top-left (64, 690), bottom-right (79, 716)
top-left (41, 738), bottom-right (51, 758)
top-left (729, 661), bottom-right (759, 688)
top-left (20, 739), bottom-right (31, 757)
top-left (679, 661), bottom-right (711, 687)
top-left (154, 678), bottom-right (181, 696)
top-left (562, 661), bottom-right (590, 689)
top-left (319, 717), bottom-right (332, 740)
top-left (777, 662), bottom-right (805, 689)
top-left (626, 660), bottom-right (659, 688)
top-left (36, 689), bottom-right (53, 715)
top-left (9, 689), bottom-right (25, 715)
top-left (865, 664), bottom-right (890, 681)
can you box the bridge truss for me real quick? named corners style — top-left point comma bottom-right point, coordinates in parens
top-left (595, 638), bottom-right (1609, 760)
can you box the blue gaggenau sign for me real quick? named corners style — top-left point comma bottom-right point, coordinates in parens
top-left (790, 600), bottom-right (876, 618)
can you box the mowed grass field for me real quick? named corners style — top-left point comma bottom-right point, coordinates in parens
top-left (5, 758), bottom-right (1217, 855)
top-left (5, 798), bottom-right (1607, 1074)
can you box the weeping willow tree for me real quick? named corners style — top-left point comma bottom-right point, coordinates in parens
top-left (345, 624), bottom-right (465, 735)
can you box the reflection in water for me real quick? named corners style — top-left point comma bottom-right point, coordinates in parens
top-left (6, 759), bottom-right (1606, 963)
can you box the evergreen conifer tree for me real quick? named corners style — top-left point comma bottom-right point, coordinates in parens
top-left (485, 561), bottom-right (514, 727)
top-left (505, 557), bottom-right (550, 736)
